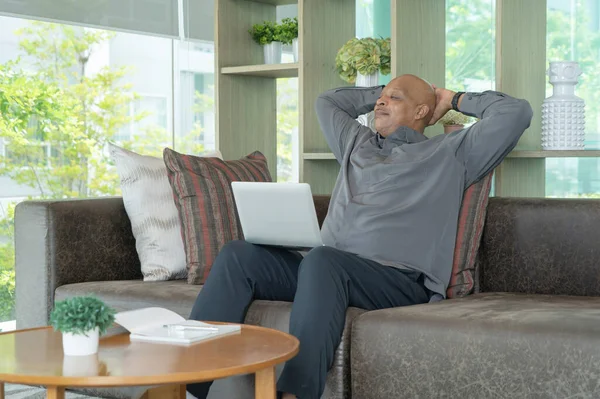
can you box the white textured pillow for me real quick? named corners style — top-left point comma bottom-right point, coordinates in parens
top-left (109, 143), bottom-right (222, 281)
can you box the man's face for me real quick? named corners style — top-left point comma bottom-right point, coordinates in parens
top-left (373, 75), bottom-right (434, 136)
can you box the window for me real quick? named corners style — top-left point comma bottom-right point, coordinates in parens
top-left (108, 31), bottom-right (173, 157)
top-left (446, 0), bottom-right (496, 194)
top-left (277, 78), bottom-right (299, 182)
top-left (446, 0), bottom-right (495, 92)
top-left (545, 0), bottom-right (600, 198)
top-left (175, 40), bottom-right (216, 155)
top-left (276, 5), bottom-right (299, 183)
top-left (0, 14), bottom-right (216, 327)
top-left (176, 70), bottom-right (216, 155)
top-left (356, 0), bottom-right (392, 85)
top-left (116, 95), bottom-right (169, 142)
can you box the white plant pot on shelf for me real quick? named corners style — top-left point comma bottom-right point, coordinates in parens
top-left (292, 38), bottom-right (299, 62)
top-left (356, 71), bottom-right (379, 87)
top-left (62, 327), bottom-right (99, 356)
top-left (263, 41), bottom-right (282, 64)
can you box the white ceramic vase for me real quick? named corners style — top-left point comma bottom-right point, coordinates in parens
top-left (62, 327), bottom-right (100, 356)
top-left (263, 41), bottom-right (282, 64)
top-left (292, 38), bottom-right (298, 63)
top-left (541, 61), bottom-right (586, 150)
top-left (355, 71), bottom-right (379, 87)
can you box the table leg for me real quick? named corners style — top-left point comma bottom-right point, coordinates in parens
top-left (46, 386), bottom-right (65, 399)
top-left (255, 367), bottom-right (276, 399)
top-left (0, 381), bottom-right (5, 399)
top-left (142, 384), bottom-right (186, 399)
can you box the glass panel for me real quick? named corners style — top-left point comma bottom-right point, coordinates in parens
top-left (277, 78), bottom-right (299, 182)
top-left (0, 15), bottom-right (172, 326)
top-left (545, 0), bottom-right (600, 197)
top-left (110, 31), bottom-right (173, 157)
top-left (356, 0), bottom-right (391, 85)
top-left (276, 5), bottom-right (299, 182)
top-left (446, 0), bottom-right (496, 92)
top-left (546, 158), bottom-right (600, 198)
top-left (174, 40), bottom-right (216, 155)
top-left (446, 0), bottom-right (496, 195)
top-left (356, 0), bottom-right (374, 38)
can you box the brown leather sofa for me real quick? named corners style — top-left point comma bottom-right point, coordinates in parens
top-left (14, 196), bottom-right (600, 398)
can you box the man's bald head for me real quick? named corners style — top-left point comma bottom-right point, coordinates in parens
top-left (374, 74), bottom-right (436, 136)
top-left (390, 74), bottom-right (436, 118)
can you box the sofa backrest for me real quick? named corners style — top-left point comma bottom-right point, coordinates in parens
top-left (313, 195), bottom-right (600, 297)
top-left (479, 197), bottom-right (600, 297)
top-left (313, 195), bottom-right (331, 227)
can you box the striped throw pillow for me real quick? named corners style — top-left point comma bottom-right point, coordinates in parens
top-left (446, 172), bottom-right (493, 298)
top-left (109, 143), bottom-right (222, 281)
top-left (163, 148), bottom-right (272, 284)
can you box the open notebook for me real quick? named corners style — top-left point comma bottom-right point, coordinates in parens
top-left (114, 307), bottom-right (241, 345)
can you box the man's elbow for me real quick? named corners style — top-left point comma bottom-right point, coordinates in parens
top-left (315, 94), bottom-right (328, 112)
top-left (514, 99), bottom-right (534, 131)
top-left (314, 95), bottom-right (331, 123)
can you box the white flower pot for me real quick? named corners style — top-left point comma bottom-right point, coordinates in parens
top-left (292, 38), bottom-right (299, 63)
top-left (356, 71), bottom-right (379, 87)
top-left (63, 353), bottom-right (100, 376)
top-left (263, 41), bottom-right (282, 64)
top-left (62, 327), bottom-right (99, 356)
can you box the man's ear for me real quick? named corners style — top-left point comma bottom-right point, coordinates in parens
top-left (415, 104), bottom-right (430, 121)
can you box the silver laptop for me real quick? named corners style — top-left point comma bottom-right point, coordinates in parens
top-left (231, 182), bottom-right (324, 249)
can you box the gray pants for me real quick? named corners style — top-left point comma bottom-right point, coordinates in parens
top-left (187, 240), bottom-right (430, 399)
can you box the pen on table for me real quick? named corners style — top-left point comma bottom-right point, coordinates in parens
top-left (163, 324), bottom-right (219, 331)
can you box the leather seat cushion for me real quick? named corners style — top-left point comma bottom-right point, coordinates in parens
top-left (351, 292), bottom-right (600, 399)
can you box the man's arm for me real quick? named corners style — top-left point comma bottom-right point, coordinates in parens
top-left (434, 90), bottom-right (533, 187)
top-left (315, 86), bottom-right (383, 163)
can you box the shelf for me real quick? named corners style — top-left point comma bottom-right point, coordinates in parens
top-left (221, 63), bottom-right (299, 78)
top-left (303, 151), bottom-right (600, 160)
top-left (244, 0), bottom-right (297, 4)
top-left (507, 150), bottom-right (600, 158)
top-left (303, 152), bottom-right (337, 160)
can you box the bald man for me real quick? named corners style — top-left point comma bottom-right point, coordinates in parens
top-left (187, 75), bottom-right (533, 399)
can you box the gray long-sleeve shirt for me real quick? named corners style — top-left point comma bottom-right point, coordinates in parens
top-left (315, 86), bottom-right (533, 298)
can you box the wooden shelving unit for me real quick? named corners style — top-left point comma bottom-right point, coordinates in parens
top-left (215, 0), bottom-right (354, 193)
top-left (215, 0), bottom-right (599, 196)
top-left (303, 150), bottom-right (600, 161)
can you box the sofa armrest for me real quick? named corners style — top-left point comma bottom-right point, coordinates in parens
top-left (15, 197), bottom-right (142, 328)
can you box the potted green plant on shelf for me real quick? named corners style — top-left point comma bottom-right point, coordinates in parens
top-left (50, 296), bottom-right (116, 356)
top-left (249, 20), bottom-right (283, 64)
top-left (279, 17), bottom-right (299, 62)
top-left (335, 37), bottom-right (391, 86)
top-left (437, 110), bottom-right (474, 133)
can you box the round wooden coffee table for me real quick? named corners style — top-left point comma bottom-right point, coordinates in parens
top-left (0, 324), bottom-right (299, 399)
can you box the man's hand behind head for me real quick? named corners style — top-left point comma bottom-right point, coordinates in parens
top-left (428, 86), bottom-right (457, 126)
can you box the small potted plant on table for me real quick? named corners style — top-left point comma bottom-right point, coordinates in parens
top-left (437, 109), bottom-right (474, 133)
top-left (50, 296), bottom-right (116, 356)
